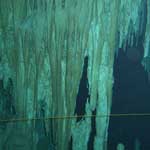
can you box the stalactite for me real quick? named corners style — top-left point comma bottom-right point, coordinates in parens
top-left (118, 0), bottom-right (146, 50)
top-left (144, 0), bottom-right (150, 58)
top-left (0, 0), bottom-right (150, 149)
top-left (142, 0), bottom-right (150, 81)
top-left (1, 0), bottom-right (90, 149)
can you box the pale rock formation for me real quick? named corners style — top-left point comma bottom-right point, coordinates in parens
top-left (0, 0), bottom-right (149, 150)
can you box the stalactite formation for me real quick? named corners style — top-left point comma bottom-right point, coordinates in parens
top-left (0, 0), bottom-right (150, 150)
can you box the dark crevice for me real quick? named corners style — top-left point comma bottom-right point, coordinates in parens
top-left (0, 78), bottom-right (16, 117)
top-left (0, 78), bottom-right (16, 129)
top-left (35, 102), bottom-right (56, 149)
top-left (88, 108), bottom-right (96, 150)
top-left (52, 0), bottom-right (56, 10)
top-left (61, 0), bottom-right (65, 8)
top-left (74, 56), bottom-right (90, 122)
top-left (68, 136), bottom-right (73, 150)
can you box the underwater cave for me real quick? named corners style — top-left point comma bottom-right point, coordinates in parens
top-left (0, 0), bottom-right (150, 150)
top-left (108, 42), bottom-right (150, 149)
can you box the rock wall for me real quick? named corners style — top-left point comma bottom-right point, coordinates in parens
top-left (0, 0), bottom-right (149, 150)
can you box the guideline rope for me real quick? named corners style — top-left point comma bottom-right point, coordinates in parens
top-left (1, 113), bottom-right (150, 122)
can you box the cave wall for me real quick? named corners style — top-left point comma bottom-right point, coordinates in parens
top-left (0, 0), bottom-right (150, 150)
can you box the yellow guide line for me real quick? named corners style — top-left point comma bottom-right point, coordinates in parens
top-left (1, 113), bottom-right (150, 122)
